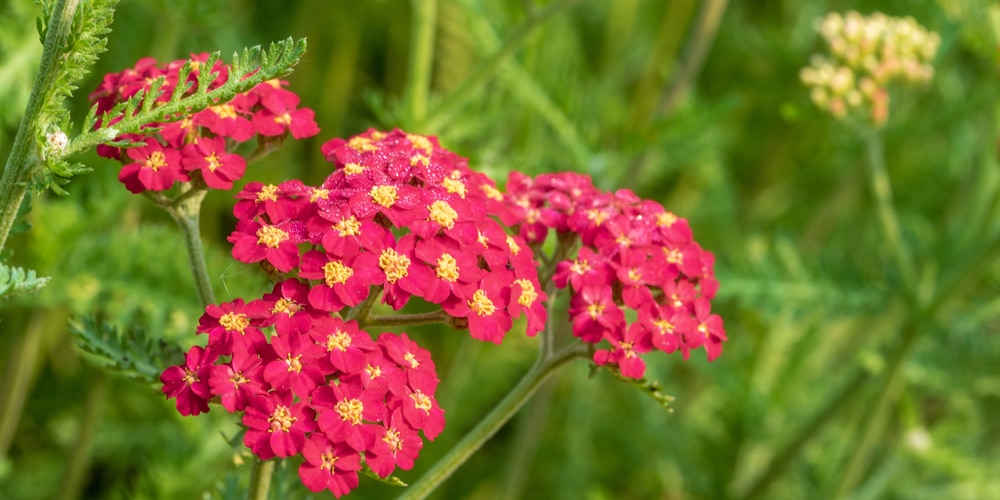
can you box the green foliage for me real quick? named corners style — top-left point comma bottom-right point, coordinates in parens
top-left (70, 316), bottom-right (183, 384)
top-left (0, 262), bottom-right (49, 299)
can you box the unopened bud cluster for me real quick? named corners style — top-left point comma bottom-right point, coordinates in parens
top-left (800, 11), bottom-right (939, 125)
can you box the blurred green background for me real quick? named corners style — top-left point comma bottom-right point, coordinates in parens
top-left (2, 0), bottom-right (1000, 498)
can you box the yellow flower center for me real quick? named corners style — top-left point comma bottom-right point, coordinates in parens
top-left (333, 216), bottom-right (361, 237)
top-left (326, 329), bottom-right (351, 352)
top-left (309, 188), bottom-right (329, 203)
top-left (323, 260), bottom-right (354, 286)
top-left (570, 258), bottom-right (591, 275)
top-left (343, 163), bottom-right (364, 175)
top-left (379, 248), bottom-right (410, 283)
top-left (370, 185), bottom-right (398, 208)
top-left (272, 298), bottom-right (300, 316)
top-left (274, 113), bottom-right (292, 125)
top-left (428, 200), bottom-right (458, 229)
top-left (406, 133), bottom-right (433, 154)
top-left (480, 184), bottom-right (503, 201)
top-left (257, 184), bottom-right (279, 202)
top-left (441, 176), bottom-right (467, 198)
top-left (403, 352), bottom-right (419, 369)
top-left (586, 209), bottom-right (608, 226)
top-left (320, 451), bottom-right (338, 473)
top-left (365, 363), bottom-right (382, 380)
top-left (506, 235), bottom-right (521, 255)
top-left (513, 279), bottom-right (537, 307)
top-left (653, 319), bottom-right (675, 335)
top-left (587, 303), bottom-right (605, 319)
top-left (627, 268), bottom-right (642, 282)
top-left (256, 225), bottom-right (289, 249)
top-left (615, 234), bottom-right (632, 247)
top-left (657, 212), bottom-right (678, 227)
top-left (211, 104), bottom-right (238, 119)
top-left (206, 152), bottom-right (222, 172)
top-left (410, 390), bottom-right (432, 414)
top-left (182, 368), bottom-right (198, 385)
top-left (468, 289), bottom-right (496, 316)
top-left (348, 136), bottom-right (378, 152)
top-left (145, 151), bottom-right (167, 171)
top-left (410, 153), bottom-right (429, 167)
top-left (383, 428), bottom-right (403, 452)
top-left (665, 248), bottom-right (684, 265)
top-left (229, 371), bottom-right (249, 386)
top-left (268, 405), bottom-right (296, 433)
top-left (435, 254), bottom-right (460, 282)
top-left (335, 398), bottom-right (364, 425)
top-left (219, 312), bottom-right (249, 333)
top-left (285, 353), bottom-right (302, 373)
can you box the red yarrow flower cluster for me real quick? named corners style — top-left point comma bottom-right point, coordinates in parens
top-left (504, 171), bottom-right (726, 378)
top-left (89, 53), bottom-right (319, 193)
top-left (227, 129), bottom-right (548, 343)
top-left (160, 281), bottom-right (443, 497)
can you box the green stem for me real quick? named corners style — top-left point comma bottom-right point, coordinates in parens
top-left (56, 370), bottom-right (109, 500)
top-left (364, 309), bottom-right (447, 327)
top-left (863, 130), bottom-right (916, 291)
top-left (426, 0), bottom-right (583, 129)
top-left (247, 459), bottom-right (275, 500)
top-left (659, 0), bottom-right (729, 116)
top-left (0, 0), bottom-right (78, 254)
top-left (163, 189), bottom-right (215, 307)
top-left (0, 312), bottom-right (48, 457)
top-left (400, 342), bottom-right (586, 500)
top-left (741, 369), bottom-right (867, 499)
top-left (833, 322), bottom-right (920, 497)
top-left (406, 0), bottom-right (438, 127)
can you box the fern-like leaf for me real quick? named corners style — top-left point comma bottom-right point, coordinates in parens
top-left (65, 37), bottom-right (309, 159)
top-left (70, 316), bottom-right (183, 383)
top-left (0, 262), bottom-right (50, 299)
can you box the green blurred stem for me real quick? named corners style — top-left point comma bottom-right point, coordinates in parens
top-left (56, 370), bottom-right (109, 500)
top-left (400, 342), bottom-right (586, 500)
top-left (863, 130), bottom-right (916, 291)
top-left (427, 0), bottom-right (583, 128)
top-left (0, 312), bottom-right (47, 457)
top-left (364, 309), bottom-right (448, 327)
top-left (406, 0), bottom-right (438, 126)
top-left (834, 322), bottom-right (920, 497)
top-left (659, 0), bottom-right (729, 116)
top-left (741, 370), bottom-right (867, 499)
top-left (0, 0), bottom-right (78, 255)
top-left (247, 459), bottom-right (275, 500)
top-left (161, 189), bottom-right (215, 307)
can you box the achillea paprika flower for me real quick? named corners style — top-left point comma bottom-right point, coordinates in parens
top-left (160, 345), bottom-right (216, 416)
top-left (118, 138), bottom-right (187, 193)
top-left (242, 391), bottom-right (317, 459)
top-left (298, 434), bottom-right (362, 497)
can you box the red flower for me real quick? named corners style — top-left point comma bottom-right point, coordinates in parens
top-left (160, 346), bottom-right (216, 416)
top-left (208, 349), bottom-right (266, 412)
top-left (314, 379), bottom-right (387, 452)
top-left (228, 218), bottom-right (306, 273)
top-left (569, 286), bottom-right (624, 343)
top-left (299, 250), bottom-right (382, 312)
top-left (298, 434), bottom-right (361, 497)
top-left (242, 391), bottom-right (316, 459)
top-left (118, 139), bottom-right (187, 193)
top-left (593, 322), bottom-right (654, 379)
top-left (363, 409), bottom-right (424, 478)
top-left (196, 298), bottom-right (267, 355)
top-left (307, 317), bottom-right (378, 374)
top-left (263, 331), bottom-right (326, 399)
top-left (180, 135), bottom-right (246, 189)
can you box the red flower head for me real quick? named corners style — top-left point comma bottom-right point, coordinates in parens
top-left (160, 345), bottom-right (217, 416)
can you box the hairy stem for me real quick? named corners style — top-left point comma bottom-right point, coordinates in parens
top-left (0, 0), bottom-right (78, 254)
top-left (247, 459), bottom-right (275, 500)
top-left (364, 309), bottom-right (448, 327)
top-left (400, 342), bottom-right (586, 499)
top-left (163, 189), bottom-right (215, 307)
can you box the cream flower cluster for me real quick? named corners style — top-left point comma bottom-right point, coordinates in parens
top-left (801, 11), bottom-right (940, 124)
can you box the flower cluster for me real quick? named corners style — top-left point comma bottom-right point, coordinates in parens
top-left (89, 53), bottom-right (319, 193)
top-left (504, 172), bottom-right (725, 379)
top-left (163, 129), bottom-right (551, 496)
top-left (227, 128), bottom-right (547, 343)
top-left (161, 287), bottom-right (443, 497)
top-left (800, 11), bottom-right (939, 125)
